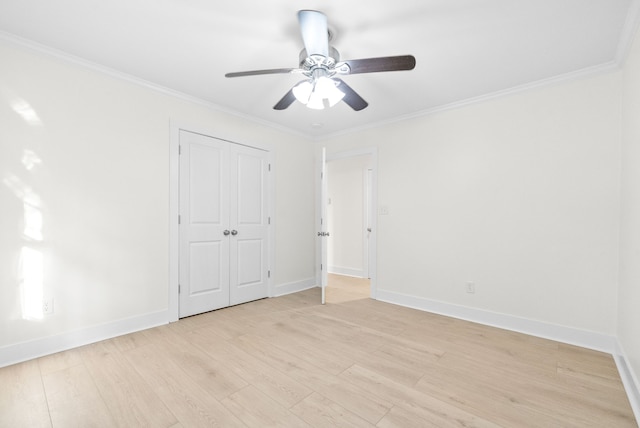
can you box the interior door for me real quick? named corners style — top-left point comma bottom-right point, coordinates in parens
top-left (229, 144), bottom-right (269, 305)
top-left (365, 168), bottom-right (373, 278)
top-left (320, 147), bottom-right (328, 304)
top-left (179, 131), bottom-right (230, 317)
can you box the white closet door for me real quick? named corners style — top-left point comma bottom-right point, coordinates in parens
top-left (229, 144), bottom-right (269, 305)
top-left (179, 131), bottom-right (230, 317)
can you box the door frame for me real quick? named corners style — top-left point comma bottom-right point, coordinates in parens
top-left (169, 122), bottom-right (275, 322)
top-left (317, 147), bottom-right (378, 299)
top-left (364, 167), bottom-right (374, 279)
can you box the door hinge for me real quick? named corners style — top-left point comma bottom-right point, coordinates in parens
top-left (268, 163), bottom-right (271, 172)
top-left (179, 145), bottom-right (182, 155)
top-left (321, 263), bottom-right (323, 271)
top-left (178, 284), bottom-right (181, 294)
top-left (268, 270), bottom-right (271, 278)
top-left (178, 215), bottom-right (181, 224)
top-left (268, 217), bottom-right (271, 225)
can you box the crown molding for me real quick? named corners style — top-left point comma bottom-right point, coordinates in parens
top-left (3, 0), bottom-right (638, 145)
top-left (0, 31), bottom-right (312, 142)
top-left (315, 60), bottom-right (621, 142)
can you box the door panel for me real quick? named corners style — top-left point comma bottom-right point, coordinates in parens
top-left (189, 143), bottom-right (223, 224)
top-left (189, 242), bottom-right (222, 294)
top-left (237, 239), bottom-right (263, 285)
top-left (179, 131), bottom-right (230, 317)
top-left (236, 154), bottom-right (264, 224)
top-left (229, 145), bottom-right (269, 305)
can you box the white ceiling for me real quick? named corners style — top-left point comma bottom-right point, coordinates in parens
top-left (0, 0), bottom-right (638, 138)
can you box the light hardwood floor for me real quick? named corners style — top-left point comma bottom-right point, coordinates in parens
top-left (1, 274), bottom-right (636, 427)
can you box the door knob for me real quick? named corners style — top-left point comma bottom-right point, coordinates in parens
top-left (223, 230), bottom-right (230, 236)
top-left (231, 230), bottom-right (238, 235)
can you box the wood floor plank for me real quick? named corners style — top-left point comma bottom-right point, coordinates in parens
top-left (425, 348), bottom-right (636, 427)
top-left (222, 385), bottom-right (311, 427)
top-left (557, 343), bottom-right (626, 389)
top-left (308, 299), bottom-right (409, 336)
top-left (283, 341), bottom-right (356, 376)
top-left (229, 336), bottom-right (393, 426)
top-left (287, 364), bottom-right (394, 425)
top-left (42, 363), bottom-right (116, 428)
top-left (230, 333), bottom-right (319, 375)
top-left (511, 372), bottom-right (636, 427)
top-left (80, 340), bottom-right (178, 427)
top-left (375, 405), bottom-right (441, 428)
top-left (290, 392), bottom-right (375, 428)
top-left (293, 311), bottom-right (389, 353)
top-left (414, 357), bottom-right (600, 427)
top-left (125, 343), bottom-right (246, 427)
top-left (229, 333), bottom-right (394, 425)
top-left (0, 360), bottom-right (52, 428)
top-left (1, 275), bottom-right (636, 427)
top-left (353, 351), bottom-right (424, 387)
top-left (143, 326), bottom-right (249, 401)
top-left (341, 364), bottom-right (501, 428)
top-left (189, 328), bottom-right (314, 409)
top-left (372, 338), bottom-right (444, 374)
top-left (37, 348), bottom-right (84, 376)
top-left (110, 329), bottom-right (156, 353)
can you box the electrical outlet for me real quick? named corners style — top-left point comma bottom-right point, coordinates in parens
top-left (466, 283), bottom-right (475, 294)
top-left (42, 298), bottom-right (54, 315)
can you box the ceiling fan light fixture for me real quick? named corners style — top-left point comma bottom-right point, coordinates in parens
top-left (293, 76), bottom-right (344, 109)
top-left (292, 80), bottom-right (313, 104)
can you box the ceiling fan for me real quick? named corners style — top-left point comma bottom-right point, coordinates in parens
top-left (225, 10), bottom-right (416, 111)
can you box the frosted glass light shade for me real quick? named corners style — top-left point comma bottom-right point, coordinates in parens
top-left (293, 77), bottom-right (345, 109)
top-left (292, 81), bottom-right (313, 104)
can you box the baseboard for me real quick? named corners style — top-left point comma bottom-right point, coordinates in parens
top-left (328, 266), bottom-right (365, 278)
top-left (272, 277), bottom-right (317, 297)
top-left (376, 289), bottom-right (617, 353)
top-left (0, 310), bottom-right (168, 368)
top-left (1, 278), bottom-right (318, 368)
top-left (614, 341), bottom-right (640, 423)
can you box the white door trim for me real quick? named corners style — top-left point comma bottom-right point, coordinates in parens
top-left (169, 121), bottom-right (275, 322)
top-left (364, 167), bottom-right (374, 279)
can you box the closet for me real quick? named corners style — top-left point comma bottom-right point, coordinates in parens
top-left (178, 130), bottom-right (269, 317)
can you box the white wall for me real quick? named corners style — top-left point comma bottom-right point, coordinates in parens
top-left (327, 155), bottom-right (371, 277)
top-left (619, 17), bottom-right (640, 410)
top-left (322, 71), bottom-right (622, 337)
top-left (0, 39), bottom-right (316, 358)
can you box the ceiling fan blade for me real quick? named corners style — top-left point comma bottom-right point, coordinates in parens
top-left (273, 88), bottom-right (297, 110)
top-left (335, 79), bottom-right (368, 111)
top-left (298, 10), bottom-right (328, 57)
top-left (340, 55), bottom-right (416, 75)
top-left (225, 68), bottom-right (296, 78)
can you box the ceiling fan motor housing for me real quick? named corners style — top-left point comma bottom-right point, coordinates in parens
top-left (299, 47), bottom-right (340, 71)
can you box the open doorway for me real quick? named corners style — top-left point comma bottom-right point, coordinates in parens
top-left (325, 153), bottom-right (374, 303)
